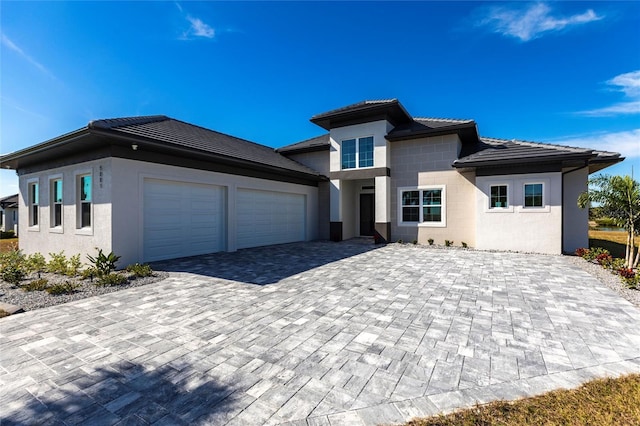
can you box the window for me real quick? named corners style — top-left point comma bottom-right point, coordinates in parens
top-left (51, 179), bottom-right (63, 228)
top-left (402, 190), bottom-right (420, 222)
top-left (28, 182), bottom-right (39, 226)
top-left (423, 189), bottom-right (442, 222)
top-left (78, 174), bottom-right (92, 228)
top-left (400, 186), bottom-right (446, 226)
top-left (490, 185), bottom-right (508, 208)
top-left (0, 211), bottom-right (3, 226)
top-left (341, 136), bottom-right (374, 169)
top-left (524, 183), bottom-right (543, 207)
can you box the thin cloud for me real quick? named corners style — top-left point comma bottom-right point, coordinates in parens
top-left (552, 129), bottom-right (640, 159)
top-left (477, 3), bottom-right (603, 42)
top-left (577, 70), bottom-right (640, 116)
top-left (1, 33), bottom-right (56, 79)
top-left (186, 16), bottom-right (215, 38)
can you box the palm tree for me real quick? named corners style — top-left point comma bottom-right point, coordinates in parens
top-left (578, 175), bottom-right (640, 268)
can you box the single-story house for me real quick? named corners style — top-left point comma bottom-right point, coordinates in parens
top-left (0, 194), bottom-right (19, 235)
top-left (0, 99), bottom-right (622, 265)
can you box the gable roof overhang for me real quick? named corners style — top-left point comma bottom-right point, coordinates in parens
top-left (0, 117), bottom-right (327, 186)
top-left (277, 134), bottom-right (330, 155)
top-left (452, 137), bottom-right (623, 175)
top-left (386, 120), bottom-right (479, 145)
top-left (310, 99), bottom-right (413, 130)
top-left (0, 194), bottom-right (18, 209)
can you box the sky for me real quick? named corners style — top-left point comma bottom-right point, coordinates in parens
top-left (1, 1), bottom-right (639, 198)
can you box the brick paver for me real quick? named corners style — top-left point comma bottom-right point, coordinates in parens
top-left (2, 240), bottom-right (640, 425)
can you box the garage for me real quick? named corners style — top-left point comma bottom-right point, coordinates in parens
top-left (143, 179), bottom-right (225, 261)
top-left (236, 189), bottom-right (305, 249)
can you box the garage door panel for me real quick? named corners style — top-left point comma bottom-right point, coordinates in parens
top-left (143, 179), bottom-right (225, 262)
top-left (237, 189), bottom-right (305, 249)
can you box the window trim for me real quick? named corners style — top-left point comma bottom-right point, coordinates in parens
top-left (485, 182), bottom-right (514, 213)
top-left (341, 135), bottom-right (375, 170)
top-left (523, 182), bottom-right (544, 209)
top-left (75, 171), bottom-right (93, 235)
top-left (519, 181), bottom-right (550, 212)
top-left (27, 178), bottom-right (40, 230)
top-left (398, 185), bottom-right (446, 227)
top-left (49, 175), bottom-right (63, 232)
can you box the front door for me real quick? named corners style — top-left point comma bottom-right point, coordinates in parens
top-left (359, 193), bottom-right (375, 236)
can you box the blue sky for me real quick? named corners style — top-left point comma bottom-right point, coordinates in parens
top-left (1, 1), bottom-right (639, 198)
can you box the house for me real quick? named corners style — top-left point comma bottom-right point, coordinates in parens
top-left (0, 194), bottom-right (19, 236)
top-left (0, 99), bottom-right (622, 265)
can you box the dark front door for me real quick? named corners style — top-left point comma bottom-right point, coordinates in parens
top-left (360, 193), bottom-right (375, 236)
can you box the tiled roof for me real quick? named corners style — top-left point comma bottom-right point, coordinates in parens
top-left (454, 137), bottom-right (620, 167)
top-left (0, 194), bottom-right (18, 209)
top-left (310, 99), bottom-right (399, 121)
top-left (387, 117), bottom-right (477, 141)
top-left (277, 134), bottom-right (330, 153)
top-left (90, 116), bottom-right (322, 176)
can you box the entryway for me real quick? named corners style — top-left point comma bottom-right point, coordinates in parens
top-left (359, 193), bottom-right (375, 236)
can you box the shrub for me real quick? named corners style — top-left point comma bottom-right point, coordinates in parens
top-left (66, 254), bottom-right (83, 277)
top-left (594, 217), bottom-right (618, 227)
top-left (0, 250), bottom-right (26, 284)
top-left (412, 240), bottom-right (418, 245)
top-left (428, 238), bottom-right (434, 246)
top-left (596, 253), bottom-right (613, 268)
top-left (397, 239), bottom-right (403, 244)
top-left (125, 263), bottom-right (154, 278)
top-left (619, 268), bottom-right (635, 279)
top-left (0, 308), bottom-right (9, 318)
top-left (575, 248), bottom-right (589, 258)
top-left (618, 268), bottom-right (639, 289)
top-left (81, 267), bottom-right (98, 281)
top-left (611, 258), bottom-right (626, 270)
top-left (0, 230), bottom-right (15, 239)
top-left (1, 265), bottom-right (25, 285)
top-left (25, 253), bottom-right (47, 276)
top-left (583, 247), bottom-right (609, 262)
top-left (47, 252), bottom-right (69, 274)
top-left (46, 281), bottom-right (79, 295)
top-left (445, 240), bottom-right (453, 247)
top-left (21, 278), bottom-right (49, 292)
top-left (96, 273), bottom-right (128, 287)
top-left (87, 249), bottom-right (121, 277)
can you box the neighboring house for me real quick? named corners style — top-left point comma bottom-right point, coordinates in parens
top-left (0, 99), bottom-right (622, 265)
top-left (0, 194), bottom-right (19, 235)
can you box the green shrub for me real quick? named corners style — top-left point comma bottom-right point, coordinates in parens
top-left (594, 217), bottom-right (618, 227)
top-left (0, 249), bottom-right (26, 285)
top-left (21, 278), bottom-right (49, 292)
top-left (46, 281), bottom-right (79, 295)
top-left (47, 251), bottom-right (69, 274)
top-left (81, 267), bottom-right (98, 281)
top-left (397, 239), bottom-right (403, 244)
top-left (0, 230), bottom-right (15, 239)
top-left (25, 253), bottom-right (47, 276)
top-left (445, 240), bottom-right (453, 247)
top-left (428, 238), bottom-right (434, 245)
top-left (87, 249), bottom-right (121, 277)
top-left (125, 263), bottom-right (154, 278)
top-left (462, 242), bottom-right (468, 248)
top-left (96, 273), bottom-right (128, 287)
top-left (66, 254), bottom-right (83, 277)
top-left (611, 258), bottom-right (626, 270)
top-left (412, 240), bottom-right (418, 245)
top-left (1, 265), bottom-right (25, 285)
top-left (583, 247), bottom-right (610, 262)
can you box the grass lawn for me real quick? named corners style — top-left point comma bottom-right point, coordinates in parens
top-left (589, 230), bottom-right (638, 259)
top-left (0, 238), bottom-right (18, 253)
top-left (406, 374), bottom-right (640, 426)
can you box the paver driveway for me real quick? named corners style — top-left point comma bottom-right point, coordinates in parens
top-left (2, 240), bottom-right (640, 425)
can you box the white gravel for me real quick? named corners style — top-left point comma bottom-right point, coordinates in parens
top-left (566, 255), bottom-right (640, 308)
top-left (0, 271), bottom-right (169, 312)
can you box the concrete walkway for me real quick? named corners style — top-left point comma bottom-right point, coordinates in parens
top-left (2, 241), bottom-right (640, 425)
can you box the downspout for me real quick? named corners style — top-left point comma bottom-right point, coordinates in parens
top-left (561, 163), bottom-right (589, 254)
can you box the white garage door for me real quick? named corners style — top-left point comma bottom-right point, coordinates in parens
top-left (143, 179), bottom-right (225, 262)
top-left (236, 189), bottom-right (305, 249)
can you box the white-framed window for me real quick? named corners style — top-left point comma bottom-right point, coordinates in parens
top-left (399, 185), bottom-right (446, 227)
top-left (77, 173), bottom-right (92, 229)
top-left (524, 183), bottom-right (544, 208)
top-left (50, 178), bottom-right (63, 228)
top-left (28, 180), bottom-right (39, 227)
top-left (489, 184), bottom-right (508, 209)
top-left (341, 136), bottom-right (374, 169)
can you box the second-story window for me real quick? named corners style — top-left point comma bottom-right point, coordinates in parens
top-left (341, 136), bottom-right (374, 169)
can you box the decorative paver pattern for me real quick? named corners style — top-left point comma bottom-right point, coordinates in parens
top-left (2, 241), bottom-right (640, 425)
